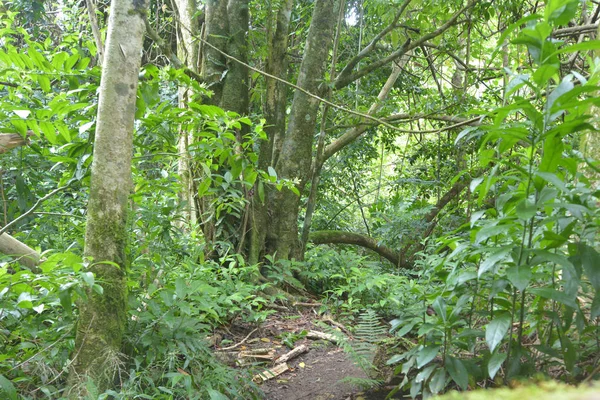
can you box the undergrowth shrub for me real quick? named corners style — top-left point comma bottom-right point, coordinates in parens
top-left (386, 9), bottom-right (600, 398)
top-left (302, 246), bottom-right (411, 317)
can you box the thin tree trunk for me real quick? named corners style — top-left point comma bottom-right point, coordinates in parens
top-left (67, 0), bottom-right (147, 394)
top-left (174, 0), bottom-right (201, 228)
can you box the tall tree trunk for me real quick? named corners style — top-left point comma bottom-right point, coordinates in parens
top-left (269, 0), bottom-right (340, 260)
top-left (67, 0), bottom-right (147, 394)
top-left (174, 0), bottom-right (201, 228)
top-left (249, 0), bottom-right (293, 264)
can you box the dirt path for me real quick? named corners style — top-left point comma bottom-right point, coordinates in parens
top-left (214, 309), bottom-right (403, 399)
top-left (261, 345), bottom-right (370, 400)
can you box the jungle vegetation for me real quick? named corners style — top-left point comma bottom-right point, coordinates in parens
top-left (0, 0), bottom-right (599, 398)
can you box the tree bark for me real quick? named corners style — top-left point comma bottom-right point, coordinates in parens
top-left (270, 0), bottom-right (340, 260)
top-left (0, 131), bottom-right (33, 154)
top-left (67, 0), bottom-right (147, 394)
top-left (249, 0), bottom-right (293, 264)
top-left (174, 0), bottom-right (201, 228)
top-left (0, 232), bottom-right (40, 270)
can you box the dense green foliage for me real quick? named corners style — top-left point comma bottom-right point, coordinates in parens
top-left (0, 0), bottom-right (599, 398)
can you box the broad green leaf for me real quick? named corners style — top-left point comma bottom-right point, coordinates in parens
top-left (550, 40), bottom-right (600, 60)
top-left (59, 289), bottom-right (72, 313)
top-left (475, 223), bottom-right (511, 245)
top-left (445, 356), bottom-right (468, 390)
top-left (545, 0), bottom-right (578, 25)
top-left (432, 296), bottom-right (447, 322)
top-left (417, 345), bottom-right (440, 368)
top-left (506, 265), bottom-right (532, 291)
top-left (415, 365), bottom-right (436, 383)
top-left (429, 368), bottom-right (446, 394)
top-left (487, 351), bottom-right (507, 380)
top-left (208, 390), bottom-right (229, 400)
top-left (591, 293), bottom-right (600, 320)
top-left (535, 171), bottom-right (567, 193)
top-left (529, 288), bottom-right (577, 309)
top-left (175, 277), bottom-right (187, 298)
top-left (479, 246), bottom-right (512, 277)
top-left (81, 271), bottom-right (94, 286)
top-left (579, 244), bottom-right (600, 291)
top-left (515, 199), bottom-right (536, 220)
top-left (486, 314), bottom-right (511, 352)
top-left (0, 375), bottom-right (17, 400)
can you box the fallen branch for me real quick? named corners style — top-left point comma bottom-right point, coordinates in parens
top-left (217, 328), bottom-right (258, 351)
top-left (309, 230), bottom-right (410, 269)
top-left (0, 131), bottom-right (34, 154)
top-left (275, 344), bottom-right (309, 364)
top-left (0, 232), bottom-right (40, 270)
top-left (322, 315), bottom-right (352, 337)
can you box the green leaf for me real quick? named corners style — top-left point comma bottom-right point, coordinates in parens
top-left (487, 351), bottom-right (507, 380)
top-left (208, 389), bottom-right (229, 400)
top-left (535, 171), bottom-right (568, 193)
top-left (267, 166), bottom-right (277, 180)
top-left (579, 244), bottom-right (600, 291)
top-left (415, 365), bottom-right (436, 383)
top-left (59, 289), bottom-right (72, 313)
top-left (81, 271), bottom-right (95, 286)
top-left (545, 0), bottom-right (578, 25)
top-left (479, 246), bottom-right (512, 277)
top-left (0, 375), bottom-right (17, 400)
top-left (445, 356), bottom-right (468, 390)
top-left (92, 284), bottom-right (104, 295)
top-left (432, 296), bottom-right (447, 322)
top-left (417, 345), bottom-right (440, 368)
top-left (486, 314), bottom-right (511, 353)
top-left (515, 199), bottom-right (536, 220)
top-left (529, 288), bottom-right (577, 309)
top-left (506, 265), bottom-right (532, 291)
top-left (175, 277), bottom-right (187, 299)
top-left (591, 293), bottom-right (600, 320)
top-left (550, 40), bottom-right (600, 58)
top-left (17, 292), bottom-right (33, 309)
top-left (429, 368), bottom-right (446, 394)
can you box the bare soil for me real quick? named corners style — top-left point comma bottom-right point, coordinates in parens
top-left (215, 308), bottom-right (405, 400)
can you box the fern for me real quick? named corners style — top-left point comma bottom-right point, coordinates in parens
top-left (325, 309), bottom-right (387, 389)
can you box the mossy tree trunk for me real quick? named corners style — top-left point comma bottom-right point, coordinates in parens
top-left (67, 0), bottom-right (148, 395)
top-left (267, 0), bottom-right (340, 260)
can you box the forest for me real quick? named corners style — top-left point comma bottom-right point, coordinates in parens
top-left (0, 0), bottom-right (599, 398)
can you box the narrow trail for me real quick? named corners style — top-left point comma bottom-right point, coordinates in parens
top-left (213, 308), bottom-right (404, 399)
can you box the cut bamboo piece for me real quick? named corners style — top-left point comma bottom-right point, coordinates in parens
top-left (253, 363), bottom-right (289, 383)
